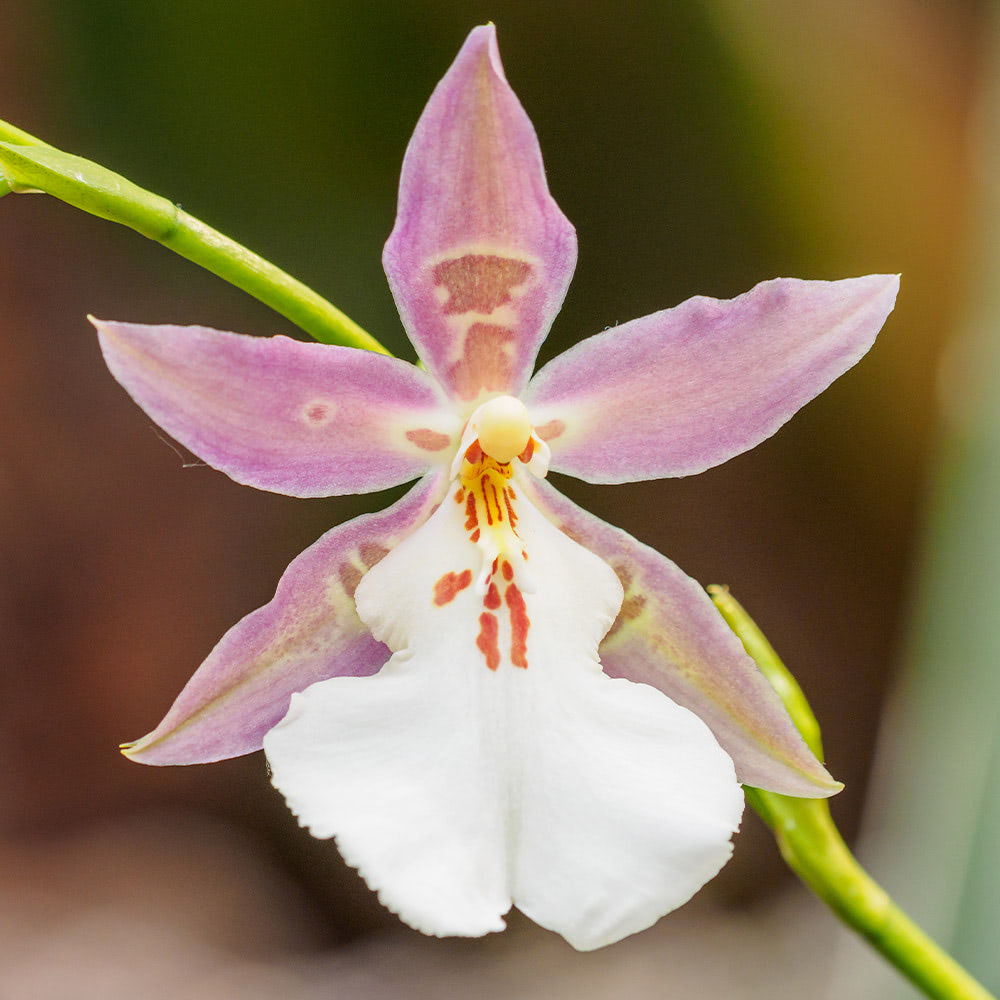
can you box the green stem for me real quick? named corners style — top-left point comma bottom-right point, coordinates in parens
top-left (0, 120), bottom-right (48, 145)
top-left (0, 120), bottom-right (388, 353)
top-left (709, 588), bottom-right (995, 1000)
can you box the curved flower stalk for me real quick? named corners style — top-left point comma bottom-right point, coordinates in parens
top-left (95, 25), bottom-right (898, 949)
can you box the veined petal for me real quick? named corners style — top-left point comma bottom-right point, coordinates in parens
top-left (265, 472), bottom-right (743, 949)
top-left (523, 275), bottom-right (899, 482)
top-left (521, 476), bottom-right (842, 798)
top-left (124, 472), bottom-right (448, 765)
top-left (383, 25), bottom-right (577, 403)
top-left (94, 319), bottom-right (459, 497)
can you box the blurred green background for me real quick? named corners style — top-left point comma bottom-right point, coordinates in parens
top-left (0, 1), bottom-right (992, 997)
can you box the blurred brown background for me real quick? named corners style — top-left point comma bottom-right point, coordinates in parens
top-left (0, 0), bottom-right (990, 997)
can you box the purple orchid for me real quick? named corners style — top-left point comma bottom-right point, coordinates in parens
top-left (93, 25), bottom-right (897, 950)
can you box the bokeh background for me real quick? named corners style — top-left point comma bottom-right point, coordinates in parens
top-left (1, 1), bottom-right (995, 997)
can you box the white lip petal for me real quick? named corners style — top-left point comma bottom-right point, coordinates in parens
top-left (511, 664), bottom-right (744, 950)
top-left (265, 473), bottom-right (743, 947)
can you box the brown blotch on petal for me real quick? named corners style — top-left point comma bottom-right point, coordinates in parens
top-left (606, 594), bottom-right (647, 639)
top-left (433, 254), bottom-right (532, 316)
top-left (614, 563), bottom-right (634, 591)
top-left (621, 593), bottom-right (647, 620)
top-left (338, 562), bottom-right (364, 599)
top-left (406, 428), bottom-right (451, 452)
top-left (448, 323), bottom-right (515, 401)
top-left (535, 419), bottom-right (566, 441)
top-left (359, 542), bottom-right (390, 569)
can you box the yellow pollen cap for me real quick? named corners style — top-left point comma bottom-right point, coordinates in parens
top-left (476, 396), bottom-right (532, 464)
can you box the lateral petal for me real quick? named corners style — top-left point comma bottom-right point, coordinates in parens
top-left (94, 319), bottom-right (459, 497)
top-left (521, 475), bottom-right (843, 797)
top-left (523, 275), bottom-right (899, 482)
top-left (383, 25), bottom-right (577, 403)
top-left (266, 473), bottom-right (742, 948)
top-left (124, 472), bottom-right (447, 765)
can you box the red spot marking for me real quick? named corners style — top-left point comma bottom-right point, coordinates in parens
top-left (477, 612), bottom-right (501, 671)
top-left (305, 402), bottom-right (331, 424)
top-left (464, 440), bottom-right (483, 464)
top-left (470, 528), bottom-right (480, 542)
top-left (508, 486), bottom-right (517, 499)
top-left (406, 428), bottom-right (451, 452)
top-left (535, 419), bottom-right (565, 441)
top-left (503, 490), bottom-right (517, 529)
top-left (454, 488), bottom-right (464, 504)
top-left (505, 583), bottom-right (529, 669)
top-left (464, 492), bottom-right (478, 531)
top-left (518, 438), bottom-right (535, 463)
top-left (484, 582), bottom-right (501, 610)
top-left (447, 323), bottom-right (515, 401)
top-left (433, 569), bottom-right (472, 607)
top-left (491, 557), bottom-right (499, 577)
top-left (490, 482), bottom-right (503, 523)
top-left (501, 559), bottom-right (514, 582)
top-left (433, 255), bottom-right (532, 315)
top-left (521, 549), bottom-right (528, 560)
top-left (482, 475), bottom-right (495, 526)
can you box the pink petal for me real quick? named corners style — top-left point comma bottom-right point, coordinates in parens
top-left (383, 25), bottom-right (576, 403)
top-left (523, 275), bottom-right (899, 483)
top-left (123, 472), bottom-right (448, 765)
top-left (521, 476), bottom-right (842, 797)
top-left (94, 320), bottom-right (458, 497)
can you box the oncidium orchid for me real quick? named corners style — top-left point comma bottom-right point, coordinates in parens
top-left (93, 25), bottom-right (898, 950)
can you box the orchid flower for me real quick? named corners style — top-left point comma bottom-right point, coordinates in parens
top-left (93, 25), bottom-right (898, 950)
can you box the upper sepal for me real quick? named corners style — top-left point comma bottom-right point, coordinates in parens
top-left (383, 25), bottom-right (577, 404)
